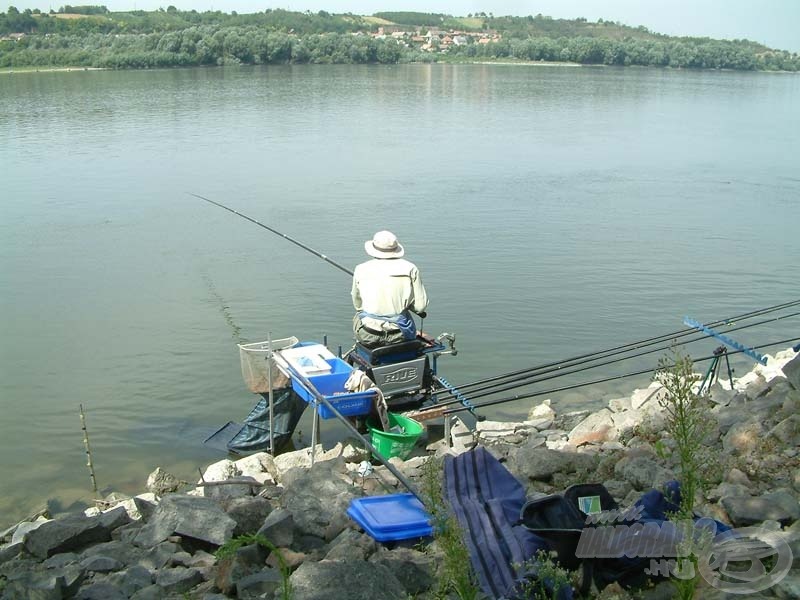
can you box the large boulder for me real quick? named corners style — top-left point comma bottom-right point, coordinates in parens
top-left (289, 560), bottom-right (407, 600)
top-left (132, 494), bottom-right (236, 549)
top-left (24, 514), bottom-right (113, 559)
top-left (278, 461), bottom-right (363, 541)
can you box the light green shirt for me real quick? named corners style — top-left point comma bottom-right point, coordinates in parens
top-left (351, 258), bottom-right (429, 318)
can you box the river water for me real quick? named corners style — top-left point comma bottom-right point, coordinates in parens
top-left (1, 64), bottom-right (798, 527)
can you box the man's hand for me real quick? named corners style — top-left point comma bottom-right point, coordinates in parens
top-left (416, 311), bottom-right (427, 319)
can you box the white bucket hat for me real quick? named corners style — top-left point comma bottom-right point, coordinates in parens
top-left (365, 230), bottom-right (405, 259)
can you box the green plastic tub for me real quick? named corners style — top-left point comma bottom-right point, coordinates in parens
top-left (366, 412), bottom-right (424, 460)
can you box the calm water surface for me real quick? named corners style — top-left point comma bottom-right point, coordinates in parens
top-left (1, 64), bottom-right (798, 526)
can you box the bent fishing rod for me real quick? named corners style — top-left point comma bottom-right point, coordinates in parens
top-left (432, 298), bottom-right (800, 400)
top-left (432, 305), bottom-right (800, 405)
top-left (190, 193), bottom-right (354, 276)
top-left (423, 335), bottom-right (800, 420)
top-left (190, 192), bottom-right (484, 421)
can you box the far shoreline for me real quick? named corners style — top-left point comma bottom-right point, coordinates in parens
top-left (2, 61), bottom-right (798, 76)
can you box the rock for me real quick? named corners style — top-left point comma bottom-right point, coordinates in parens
top-left (762, 490), bottom-right (800, 521)
top-left (522, 417), bottom-right (555, 431)
top-left (771, 571), bottom-right (800, 600)
top-left (266, 547), bottom-right (306, 570)
top-left (24, 514), bottom-right (113, 559)
top-left (0, 541), bottom-right (24, 565)
top-left (725, 467), bottom-right (752, 486)
top-left (720, 496), bottom-right (794, 527)
top-left (510, 447), bottom-right (596, 482)
top-left (782, 352), bottom-right (800, 389)
top-left (289, 560), bottom-right (408, 600)
top-left (614, 455), bottom-right (673, 491)
top-left (528, 399), bottom-right (556, 421)
top-left (273, 446), bottom-right (319, 478)
top-left (201, 459), bottom-right (240, 483)
top-left (234, 452), bottom-right (278, 483)
top-left (223, 495), bottom-right (272, 536)
top-left (154, 565), bottom-right (204, 594)
top-left (449, 416), bottom-right (476, 453)
top-left (145, 467), bottom-right (181, 496)
top-left (74, 581), bottom-right (128, 599)
top-left (607, 397), bottom-right (632, 413)
top-left (79, 554), bottom-right (123, 573)
top-left (722, 420), bottom-right (764, 455)
top-left (630, 384), bottom-right (665, 410)
top-left (215, 543), bottom-right (268, 596)
top-left (369, 546), bottom-right (436, 596)
top-left (324, 529), bottom-right (377, 561)
top-left (236, 568), bottom-right (285, 599)
top-left (132, 494), bottom-right (236, 549)
top-left (256, 508), bottom-right (294, 548)
top-left (11, 519), bottom-right (48, 544)
top-left (707, 381), bottom-right (736, 406)
top-left (706, 482), bottom-right (751, 502)
top-left (279, 462), bottom-right (363, 541)
top-left (769, 414), bottom-right (800, 446)
top-left (105, 565), bottom-right (154, 597)
top-left (553, 410), bottom-right (591, 432)
top-left (568, 408), bottom-right (617, 445)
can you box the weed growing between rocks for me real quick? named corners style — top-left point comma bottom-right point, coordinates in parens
top-left (419, 456), bottom-right (480, 600)
top-left (215, 533), bottom-right (292, 600)
top-left (654, 347), bottom-right (713, 600)
top-left (515, 550), bottom-right (574, 599)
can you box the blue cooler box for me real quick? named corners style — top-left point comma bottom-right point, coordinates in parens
top-left (290, 357), bottom-right (375, 419)
top-left (347, 493), bottom-right (434, 542)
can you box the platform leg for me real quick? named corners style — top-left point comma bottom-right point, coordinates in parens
top-left (311, 404), bottom-right (319, 466)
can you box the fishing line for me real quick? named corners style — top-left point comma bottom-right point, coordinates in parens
top-left (202, 273), bottom-right (246, 344)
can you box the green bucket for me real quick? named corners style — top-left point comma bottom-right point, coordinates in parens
top-left (366, 412), bottom-right (424, 460)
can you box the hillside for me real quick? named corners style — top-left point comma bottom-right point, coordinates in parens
top-left (1, 7), bottom-right (798, 71)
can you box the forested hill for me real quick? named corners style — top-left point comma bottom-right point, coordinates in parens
top-left (1, 6), bottom-right (798, 71)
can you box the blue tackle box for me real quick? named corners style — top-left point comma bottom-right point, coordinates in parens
top-left (347, 493), bottom-right (434, 542)
top-left (290, 357), bottom-right (375, 419)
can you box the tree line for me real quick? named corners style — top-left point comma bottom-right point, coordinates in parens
top-left (1, 7), bottom-right (797, 72)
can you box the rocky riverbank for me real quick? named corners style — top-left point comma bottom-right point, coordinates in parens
top-left (2, 348), bottom-right (799, 599)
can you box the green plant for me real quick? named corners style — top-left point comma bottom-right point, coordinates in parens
top-left (654, 347), bottom-right (713, 600)
top-left (215, 533), bottom-right (292, 600)
top-left (515, 550), bottom-right (574, 599)
top-left (419, 456), bottom-right (480, 600)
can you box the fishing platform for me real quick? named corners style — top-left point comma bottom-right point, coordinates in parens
top-left (204, 328), bottom-right (472, 458)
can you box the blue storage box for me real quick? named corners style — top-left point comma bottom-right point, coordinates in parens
top-left (347, 493), bottom-right (434, 542)
top-left (290, 357), bottom-right (375, 419)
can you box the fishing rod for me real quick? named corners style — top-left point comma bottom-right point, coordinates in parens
top-left (433, 299), bottom-right (800, 401)
top-left (190, 193), bottom-right (354, 276)
top-left (433, 307), bottom-right (800, 405)
top-left (433, 335), bottom-right (800, 419)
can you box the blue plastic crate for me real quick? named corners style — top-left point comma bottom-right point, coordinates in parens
top-left (347, 493), bottom-right (433, 542)
top-left (290, 357), bottom-right (375, 419)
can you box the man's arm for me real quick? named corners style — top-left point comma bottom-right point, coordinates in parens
top-left (351, 270), bottom-right (362, 311)
top-left (410, 266), bottom-right (428, 313)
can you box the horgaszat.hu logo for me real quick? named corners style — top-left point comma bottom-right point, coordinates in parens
top-left (574, 505), bottom-right (793, 594)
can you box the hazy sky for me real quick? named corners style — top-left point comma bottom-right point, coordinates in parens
top-left (10, 0), bottom-right (800, 52)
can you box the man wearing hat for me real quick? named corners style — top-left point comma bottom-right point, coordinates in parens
top-left (351, 230), bottom-right (429, 347)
